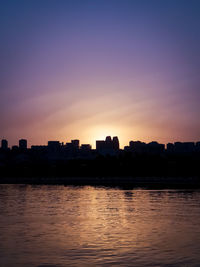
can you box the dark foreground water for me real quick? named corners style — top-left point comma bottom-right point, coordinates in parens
top-left (0, 185), bottom-right (200, 267)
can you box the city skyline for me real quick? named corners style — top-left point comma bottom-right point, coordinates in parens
top-left (1, 2), bottom-right (200, 267)
top-left (1, 135), bottom-right (200, 150)
top-left (1, 135), bottom-right (199, 178)
top-left (1, 0), bottom-right (200, 149)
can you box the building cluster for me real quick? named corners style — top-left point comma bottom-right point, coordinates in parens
top-left (46, 140), bottom-right (91, 152)
top-left (124, 140), bottom-right (200, 154)
top-left (96, 136), bottom-right (119, 155)
top-left (166, 142), bottom-right (200, 154)
top-left (124, 141), bottom-right (165, 154)
top-left (1, 137), bottom-right (200, 158)
top-left (1, 139), bottom-right (28, 151)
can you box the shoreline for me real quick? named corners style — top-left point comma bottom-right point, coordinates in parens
top-left (0, 176), bottom-right (200, 188)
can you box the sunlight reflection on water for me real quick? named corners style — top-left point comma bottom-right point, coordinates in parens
top-left (0, 185), bottom-right (200, 266)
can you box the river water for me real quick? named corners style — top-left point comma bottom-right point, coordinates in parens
top-left (0, 185), bottom-right (200, 267)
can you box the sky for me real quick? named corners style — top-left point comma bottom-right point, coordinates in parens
top-left (0, 0), bottom-right (200, 148)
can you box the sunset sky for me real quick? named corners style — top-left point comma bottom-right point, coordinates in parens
top-left (1, 0), bottom-right (200, 148)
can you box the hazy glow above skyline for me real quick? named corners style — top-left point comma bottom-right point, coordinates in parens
top-left (1, 0), bottom-right (200, 148)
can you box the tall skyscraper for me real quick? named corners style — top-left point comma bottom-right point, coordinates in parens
top-left (1, 139), bottom-right (8, 150)
top-left (105, 136), bottom-right (113, 149)
top-left (19, 139), bottom-right (27, 150)
top-left (113, 136), bottom-right (120, 150)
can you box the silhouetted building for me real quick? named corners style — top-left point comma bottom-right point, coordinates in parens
top-left (126, 140), bottom-right (164, 154)
top-left (96, 136), bottom-right (120, 155)
top-left (31, 145), bottom-right (47, 151)
top-left (174, 142), bottom-right (195, 153)
top-left (80, 144), bottom-right (92, 151)
top-left (105, 136), bottom-right (112, 149)
top-left (79, 144), bottom-right (93, 159)
top-left (19, 139), bottom-right (27, 150)
top-left (105, 136), bottom-right (112, 142)
top-left (113, 136), bottom-right (120, 150)
top-left (124, 145), bottom-right (130, 151)
top-left (167, 143), bottom-right (174, 153)
top-left (65, 142), bottom-right (74, 149)
top-left (48, 141), bottom-right (60, 152)
top-left (184, 142), bottom-right (195, 153)
top-left (65, 140), bottom-right (80, 151)
top-left (129, 141), bottom-right (147, 153)
top-left (1, 139), bottom-right (8, 150)
top-left (71, 139), bottom-right (79, 149)
top-left (147, 141), bottom-right (165, 154)
top-left (196, 142), bottom-right (200, 152)
top-left (96, 140), bottom-right (106, 150)
top-left (12, 145), bottom-right (19, 151)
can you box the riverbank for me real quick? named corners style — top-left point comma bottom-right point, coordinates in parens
top-left (0, 176), bottom-right (200, 188)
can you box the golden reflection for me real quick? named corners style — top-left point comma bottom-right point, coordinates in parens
top-left (1, 185), bottom-right (200, 266)
top-left (47, 187), bottom-right (168, 250)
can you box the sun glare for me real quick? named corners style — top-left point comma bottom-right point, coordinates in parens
top-left (87, 125), bottom-right (122, 148)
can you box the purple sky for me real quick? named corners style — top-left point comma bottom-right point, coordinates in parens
top-left (1, 0), bottom-right (200, 148)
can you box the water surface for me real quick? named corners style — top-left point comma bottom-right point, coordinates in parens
top-left (0, 185), bottom-right (200, 266)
